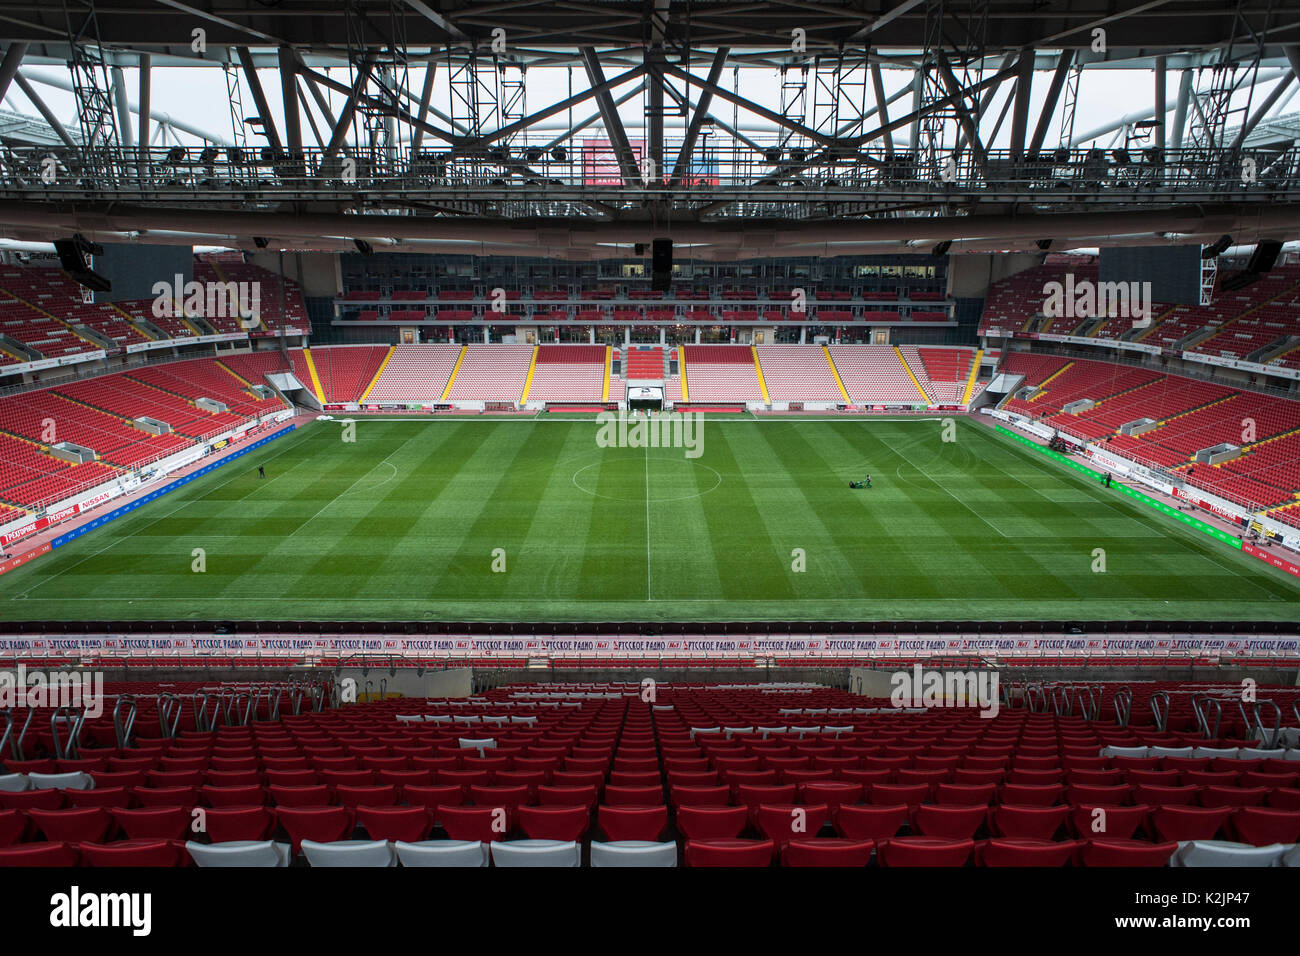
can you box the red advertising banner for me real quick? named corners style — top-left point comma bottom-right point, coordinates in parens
top-left (0, 542), bottom-right (51, 576)
top-left (1243, 542), bottom-right (1300, 579)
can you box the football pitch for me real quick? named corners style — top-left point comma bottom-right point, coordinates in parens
top-left (3, 415), bottom-right (1298, 623)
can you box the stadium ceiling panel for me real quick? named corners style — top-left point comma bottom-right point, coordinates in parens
top-left (0, 0), bottom-right (1296, 257)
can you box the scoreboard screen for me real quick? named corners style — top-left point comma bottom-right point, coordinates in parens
top-left (91, 243), bottom-right (193, 304)
top-left (1099, 245), bottom-right (1202, 305)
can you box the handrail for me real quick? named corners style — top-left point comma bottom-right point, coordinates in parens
top-left (1149, 690), bottom-right (1170, 732)
top-left (1077, 684), bottom-right (1100, 722)
top-left (50, 706), bottom-right (84, 760)
top-left (1113, 686), bottom-right (1133, 728)
top-left (1252, 700), bottom-right (1283, 749)
top-left (156, 693), bottom-right (182, 739)
top-left (112, 695), bottom-right (137, 749)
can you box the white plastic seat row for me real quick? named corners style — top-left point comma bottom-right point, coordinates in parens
top-left (1170, 841), bottom-right (1299, 867)
top-left (183, 838), bottom-right (677, 868)
top-left (0, 771), bottom-right (94, 791)
top-left (1100, 745), bottom-right (1297, 760)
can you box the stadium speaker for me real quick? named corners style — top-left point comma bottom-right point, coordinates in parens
top-left (354, 238), bottom-right (374, 256)
top-left (52, 234), bottom-right (111, 293)
top-left (1246, 239), bottom-right (1283, 274)
top-left (931, 240), bottom-right (952, 256)
top-left (1036, 239), bottom-right (1053, 250)
top-left (651, 238), bottom-right (672, 291)
top-left (253, 236), bottom-right (270, 249)
top-left (1201, 234), bottom-right (1233, 259)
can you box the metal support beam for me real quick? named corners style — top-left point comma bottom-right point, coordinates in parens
top-left (1008, 50), bottom-right (1034, 159)
top-left (935, 55), bottom-right (988, 174)
top-left (0, 43), bottom-right (27, 105)
top-left (581, 48), bottom-right (641, 184)
top-left (660, 61), bottom-right (856, 149)
top-left (1028, 51), bottom-right (1073, 155)
top-left (235, 45), bottom-right (282, 151)
top-left (647, 49), bottom-right (664, 182)
top-left (13, 74), bottom-right (77, 149)
top-left (111, 66), bottom-right (133, 148)
top-left (324, 52), bottom-right (377, 160)
top-left (137, 54), bottom-right (151, 157)
top-left (296, 82), bottom-right (327, 149)
top-left (541, 83), bottom-right (647, 151)
top-left (1154, 56), bottom-right (1167, 150)
top-left (1171, 69), bottom-right (1192, 150)
top-left (21, 68), bottom-right (227, 145)
top-left (410, 64), bottom-right (435, 152)
top-left (869, 59), bottom-right (892, 158)
top-left (1229, 69), bottom-right (1296, 153)
top-left (278, 46), bottom-right (303, 159)
top-left (667, 47), bottom-right (728, 188)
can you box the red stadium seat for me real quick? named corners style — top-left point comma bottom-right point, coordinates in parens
top-left (78, 840), bottom-right (187, 867)
top-left (112, 806), bottom-right (192, 840)
top-left (27, 807), bottom-right (113, 843)
top-left (356, 806), bottom-right (435, 842)
top-left (975, 839), bottom-right (1080, 867)
top-left (877, 837), bottom-right (975, 867)
top-left (675, 804), bottom-right (748, 840)
top-left (987, 804), bottom-right (1070, 840)
top-left (0, 842), bottom-right (79, 866)
top-left (781, 838), bottom-right (874, 867)
top-left (912, 804), bottom-right (987, 840)
top-left (1229, 807), bottom-right (1300, 846)
top-left (437, 805), bottom-right (508, 843)
top-left (1151, 805), bottom-right (1233, 842)
top-left (518, 804), bottom-right (591, 841)
top-left (833, 804), bottom-right (910, 841)
top-left (202, 806), bottom-right (276, 843)
top-left (1080, 839), bottom-right (1177, 867)
top-left (275, 806), bottom-right (355, 854)
top-left (685, 839), bottom-right (775, 867)
top-left (597, 805), bottom-right (668, 841)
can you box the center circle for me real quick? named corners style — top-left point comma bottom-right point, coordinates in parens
top-left (572, 456), bottom-right (722, 502)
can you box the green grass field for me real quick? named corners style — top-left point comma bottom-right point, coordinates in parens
top-left (3, 416), bottom-right (1298, 622)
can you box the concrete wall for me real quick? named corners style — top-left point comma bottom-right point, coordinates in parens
top-left (337, 666), bottom-right (473, 700)
top-left (252, 251), bottom-right (342, 299)
top-left (948, 252), bottom-right (1042, 299)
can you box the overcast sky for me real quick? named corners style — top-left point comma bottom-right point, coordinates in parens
top-left (7, 58), bottom-right (1293, 153)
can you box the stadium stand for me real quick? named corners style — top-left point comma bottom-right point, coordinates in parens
top-left (1, 679), bottom-right (1297, 869)
top-left (678, 346), bottom-right (765, 403)
top-left (828, 345), bottom-right (929, 404)
top-left (755, 345), bottom-right (846, 402)
top-left (303, 346), bottom-right (390, 404)
top-left (363, 344), bottom-right (463, 403)
top-left (444, 345), bottom-right (535, 403)
top-left (525, 345), bottom-right (607, 403)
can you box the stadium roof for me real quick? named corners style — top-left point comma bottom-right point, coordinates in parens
top-left (0, 1), bottom-right (1296, 257)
